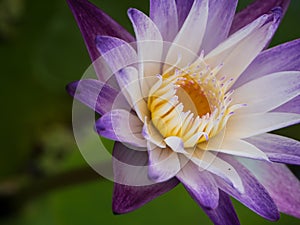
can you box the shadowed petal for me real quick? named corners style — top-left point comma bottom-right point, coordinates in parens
top-left (201, 0), bottom-right (238, 53)
top-left (246, 133), bottom-right (300, 165)
top-left (230, 0), bottom-right (290, 34)
top-left (147, 142), bottom-right (180, 182)
top-left (67, 0), bottom-right (134, 62)
top-left (238, 158), bottom-right (300, 218)
top-left (66, 79), bottom-right (127, 115)
top-left (216, 155), bottom-right (279, 221)
top-left (112, 142), bottom-right (179, 214)
top-left (150, 0), bottom-right (178, 42)
top-left (175, 0), bottom-right (194, 28)
top-left (201, 190), bottom-right (240, 225)
top-left (95, 109), bottom-right (146, 147)
top-left (231, 71), bottom-right (300, 114)
top-left (205, 9), bottom-right (282, 91)
top-left (233, 39), bottom-right (300, 89)
top-left (176, 160), bottom-right (219, 209)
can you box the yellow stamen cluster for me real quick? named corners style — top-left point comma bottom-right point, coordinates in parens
top-left (148, 59), bottom-right (242, 148)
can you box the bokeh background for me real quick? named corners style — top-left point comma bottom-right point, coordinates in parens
top-left (0, 0), bottom-right (299, 224)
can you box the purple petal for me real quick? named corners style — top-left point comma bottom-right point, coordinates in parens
top-left (112, 142), bottom-right (179, 214)
top-left (150, 0), bottom-right (178, 42)
top-left (216, 155), bottom-right (280, 221)
top-left (67, 0), bottom-right (134, 62)
top-left (176, 161), bottom-right (219, 209)
top-left (201, 190), bottom-right (240, 225)
top-left (147, 143), bottom-right (181, 183)
top-left (246, 133), bottom-right (300, 165)
top-left (175, 0), bottom-right (194, 28)
top-left (66, 79), bottom-right (125, 115)
top-left (201, 0), bottom-right (238, 53)
top-left (233, 39), bottom-right (300, 89)
top-left (230, 0), bottom-right (290, 34)
top-left (95, 109), bottom-right (147, 147)
top-left (95, 36), bottom-right (137, 75)
top-left (274, 95), bottom-right (300, 114)
top-left (239, 158), bottom-right (300, 218)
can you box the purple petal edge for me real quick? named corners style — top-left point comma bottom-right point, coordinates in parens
top-left (66, 0), bottom-right (134, 62)
top-left (201, 190), bottom-right (240, 225)
top-left (230, 0), bottom-right (290, 34)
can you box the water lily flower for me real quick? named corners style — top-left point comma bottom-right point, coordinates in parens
top-left (66, 0), bottom-right (300, 224)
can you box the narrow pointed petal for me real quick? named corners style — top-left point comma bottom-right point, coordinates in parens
top-left (147, 142), bottom-right (180, 182)
top-left (176, 160), bottom-right (219, 209)
top-left (246, 133), bottom-right (300, 165)
top-left (231, 71), bottom-right (300, 114)
top-left (66, 79), bottom-right (127, 115)
top-left (95, 109), bottom-right (146, 147)
top-left (112, 142), bottom-right (179, 214)
top-left (233, 39), bottom-right (300, 89)
top-left (238, 158), bottom-right (300, 218)
top-left (191, 150), bottom-right (244, 193)
top-left (230, 0), bottom-right (290, 34)
top-left (128, 8), bottom-right (163, 80)
top-left (205, 9), bottom-right (281, 91)
top-left (165, 0), bottom-right (209, 67)
top-left (274, 95), bottom-right (300, 114)
top-left (175, 0), bottom-right (194, 28)
top-left (142, 120), bottom-right (166, 148)
top-left (201, 190), bottom-right (240, 225)
top-left (150, 0), bottom-right (178, 42)
top-left (199, 137), bottom-right (269, 161)
top-left (201, 0), bottom-right (238, 53)
top-left (96, 36), bottom-right (137, 75)
top-left (67, 0), bottom-right (134, 62)
top-left (216, 155), bottom-right (280, 221)
top-left (164, 136), bottom-right (186, 153)
top-left (226, 112), bottom-right (300, 139)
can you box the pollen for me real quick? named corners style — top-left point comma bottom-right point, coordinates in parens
top-left (147, 57), bottom-right (244, 148)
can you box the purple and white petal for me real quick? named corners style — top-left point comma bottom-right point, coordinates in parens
top-left (201, 190), bottom-right (240, 225)
top-left (96, 36), bottom-right (137, 75)
top-left (198, 134), bottom-right (269, 161)
top-left (231, 71), bottom-right (300, 114)
top-left (226, 112), bottom-right (300, 139)
top-left (274, 95), bottom-right (300, 114)
top-left (238, 158), bottom-right (300, 218)
top-left (201, 0), bottom-right (238, 53)
top-left (112, 142), bottom-right (179, 214)
top-left (66, 79), bottom-right (128, 115)
top-left (216, 155), bottom-right (280, 221)
top-left (95, 109), bottom-right (146, 148)
top-left (150, 0), bottom-right (178, 42)
top-left (191, 150), bottom-right (244, 193)
top-left (205, 9), bottom-right (281, 91)
top-left (176, 160), bottom-right (219, 209)
top-left (147, 142), bottom-right (180, 182)
top-left (165, 0), bottom-right (209, 68)
top-left (233, 38), bottom-right (300, 89)
top-left (128, 8), bottom-right (163, 93)
top-left (246, 133), bottom-right (300, 165)
top-left (230, 0), bottom-right (290, 34)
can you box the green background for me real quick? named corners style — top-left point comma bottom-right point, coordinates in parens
top-left (0, 0), bottom-right (299, 224)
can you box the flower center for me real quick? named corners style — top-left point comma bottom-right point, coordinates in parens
top-left (147, 59), bottom-right (243, 148)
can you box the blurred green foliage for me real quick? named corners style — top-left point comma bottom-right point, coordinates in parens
top-left (0, 0), bottom-right (299, 224)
